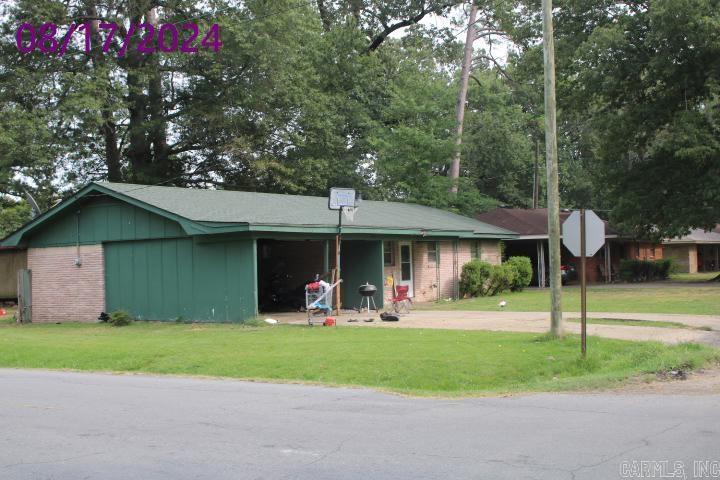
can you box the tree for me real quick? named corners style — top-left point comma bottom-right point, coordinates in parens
top-left (0, 197), bottom-right (32, 238)
top-left (463, 70), bottom-right (536, 207)
top-left (505, 0), bottom-right (720, 238)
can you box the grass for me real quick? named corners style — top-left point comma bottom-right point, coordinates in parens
top-left (0, 306), bottom-right (15, 325)
top-left (670, 272), bottom-right (719, 283)
top-left (424, 284), bottom-right (720, 315)
top-left (0, 322), bottom-right (717, 396)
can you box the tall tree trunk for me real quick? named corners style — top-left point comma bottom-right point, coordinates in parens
top-left (317, 0), bottom-right (332, 31)
top-left (146, 7), bottom-right (171, 180)
top-left (125, 58), bottom-right (149, 182)
top-left (448, 2), bottom-right (478, 195)
top-left (533, 137), bottom-right (540, 208)
top-left (88, 7), bottom-right (121, 181)
top-left (125, 0), bottom-right (154, 183)
top-left (542, 0), bottom-right (563, 336)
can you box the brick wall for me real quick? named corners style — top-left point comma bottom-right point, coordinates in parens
top-left (664, 244), bottom-right (697, 273)
top-left (383, 239), bottom-right (502, 303)
top-left (478, 240), bottom-right (502, 265)
top-left (27, 245), bottom-right (105, 323)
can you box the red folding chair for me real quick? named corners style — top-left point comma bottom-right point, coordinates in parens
top-left (391, 284), bottom-right (412, 314)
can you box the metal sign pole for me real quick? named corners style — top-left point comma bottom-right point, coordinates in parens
top-left (580, 209), bottom-right (587, 357)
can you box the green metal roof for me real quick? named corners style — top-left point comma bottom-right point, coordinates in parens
top-left (98, 182), bottom-right (513, 236)
top-left (1, 182), bottom-right (516, 246)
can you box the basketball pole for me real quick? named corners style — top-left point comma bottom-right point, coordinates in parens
top-left (335, 208), bottom-right (342, 315)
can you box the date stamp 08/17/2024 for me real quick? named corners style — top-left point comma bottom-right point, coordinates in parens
top-left (15, 22), bottom-right (222, 57)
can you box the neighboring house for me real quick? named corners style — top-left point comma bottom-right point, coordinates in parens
top-left (0, 182), bottom-right (513, 323)
top-left (475, 208), bottom-right (662, 286)
top-left (663, 227), bottom-right (720, 273)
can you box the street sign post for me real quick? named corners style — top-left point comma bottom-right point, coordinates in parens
top-left (562, 209), bottom-right (605, 356)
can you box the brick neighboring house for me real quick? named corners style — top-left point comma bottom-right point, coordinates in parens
top-left (0, 182), bottom-right (514, 323)
top-left (475, 208), bottom-right (663, 286)
top-left (663, 227), bottom-right (720, 274)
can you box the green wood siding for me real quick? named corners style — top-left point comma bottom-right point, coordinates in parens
top-left (27, 197), bottom-right (185, 247)
top-left (340, 240), bottom-right (384, 309)
top-left (105, 237), bottom-right (257, 322)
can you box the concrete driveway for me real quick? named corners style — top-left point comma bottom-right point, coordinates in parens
top-left (2, 369), bottom-right (720, 480)
top-left (275, 310), bottom-right (720, 346)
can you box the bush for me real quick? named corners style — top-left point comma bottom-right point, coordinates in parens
top-left (505, 256), bottom-right (533, 291)
top-left (109, 310), bottom-right (134, 327)
top-left (460, 259), bottom-right (492, 297)
top-left (486, 263), bottom-right (516, 296)
top-left (460, 260), bottom-right (521, 297)
top-left (618, 259), bottom-right (673, 282)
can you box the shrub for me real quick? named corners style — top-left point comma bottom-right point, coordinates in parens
top-left (505, 256), bottom-right (533, 291)
top-left (486, 263), bottom-right (516, 296)
top-left (460, 258), bottom-right (531, 298)
top-left (655, 259), bottom-right (672, 279)
top-left (460, 259), bottom-right (492, 297)
top-left (109, 310), bottom-right (134, 327)
top-left (618, 259), bottom-right (673, 282)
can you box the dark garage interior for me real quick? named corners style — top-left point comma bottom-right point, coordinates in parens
top-left (256, 239), bottom-right (327, 312)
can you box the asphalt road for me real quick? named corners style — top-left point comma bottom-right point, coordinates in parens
top-left (1, 369), bottom-right (719, 480)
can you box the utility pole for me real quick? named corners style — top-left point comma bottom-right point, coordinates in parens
top-left (449, 1), bottom-right (478, 195)
top-left (542, 0), bottom-right (563, 336)
top-left (533, 138), bottom-right (540, 209)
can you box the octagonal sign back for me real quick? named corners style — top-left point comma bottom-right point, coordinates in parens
top-left (562, 210), bottom-right (605, 257)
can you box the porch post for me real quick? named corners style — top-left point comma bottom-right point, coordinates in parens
top-left (537, 241), bottom-right (541, 287)
top-left (605, 241), bottom-right (612, 283)
top-left (323, 240), bottom-right (330, 275)
top-left (537, 240), bottom-right (546, 288)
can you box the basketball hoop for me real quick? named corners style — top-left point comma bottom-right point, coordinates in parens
top-left (329, 187), bottom-right (356, 210)
top-left (342, 206), bottom-right (356, 222)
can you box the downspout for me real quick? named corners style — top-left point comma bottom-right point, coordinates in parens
top-left (453, 239), bottom-right (459, 299)
top-left (74, 210), bottom-right (82, 267)
top-left (435, 240), bottom-right (440, 302)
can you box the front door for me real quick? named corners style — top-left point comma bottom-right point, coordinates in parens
top-left (398, 242), bottom-right (414, 297)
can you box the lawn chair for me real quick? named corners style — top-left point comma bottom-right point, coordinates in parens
top-left (391, 284), bottom-right (412, 314)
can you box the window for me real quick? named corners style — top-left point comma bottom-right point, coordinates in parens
top-left (383, 241), bottom-right (394, 266)
top-left (427, 242), bottom-right (437, 263)
top-left (400, 243), bottom-right (412, 281)
top-left (472, 241), bottom-right (481, 259)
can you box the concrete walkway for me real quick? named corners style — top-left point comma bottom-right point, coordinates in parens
top-left (273, 310), bottom-right (720, 346)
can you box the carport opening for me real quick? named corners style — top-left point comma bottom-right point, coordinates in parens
top-left (257, 239), bottom-right (327, 312)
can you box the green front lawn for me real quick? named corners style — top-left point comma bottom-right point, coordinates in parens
top-left (425, 285), bottom-right (720, 315)
top-left (670, 272), bottom-right (719, 283)
top-left (0, 322), bottom-right (716, 396)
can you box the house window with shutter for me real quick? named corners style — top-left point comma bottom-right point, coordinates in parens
top-left (427, 242), bottom-right (438, 263)
top-left (472, 241), bottom-right (482, 259)
top-left (383, 241), bottom-right (394, 266)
